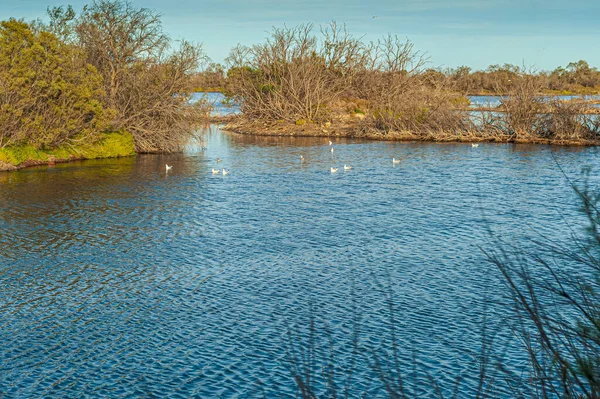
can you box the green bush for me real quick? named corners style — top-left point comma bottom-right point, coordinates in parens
top-left (0, 19), bottom-right (109, 150)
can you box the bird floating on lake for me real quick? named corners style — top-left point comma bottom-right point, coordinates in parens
top-left (330, 148), bottom-right (334, 153)
top-left (222, 169), bottom-right (230, 176)
top-left (392, 158), bottom-right (401, 164)
top-left (165, 164), bottom-right (172, 172)
top-left (216, 158), bottom-right (222, 162)
top-left (212, 168), bottom-right (220, 174)
top-left (344, 165), bottom-right (353, 171)
top-left (300, 154), bottom-right (304, 160)
top-left (331, 167), bottom-right (338, 173)
top-left (472, 143), bottom-right (479, 148)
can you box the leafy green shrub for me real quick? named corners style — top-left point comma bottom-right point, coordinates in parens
top-left (0, 19), bottom-right (109, 150)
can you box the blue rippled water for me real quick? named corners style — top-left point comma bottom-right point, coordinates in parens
top-left (0, 126), bottom-right (598, 398)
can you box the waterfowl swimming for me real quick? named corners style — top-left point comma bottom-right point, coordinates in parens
top-left (331, 167), bottom-right (339, 173)
top-left (212, 168), bottom-right (220, 174)
top-left (471, 143), bottom-right (479, 148)
top-left (392, 158), bottom-right (401, 164)
top-left (165, 164), bottom-right (173, 171)
top-left (330, 148), bottom-right (334, 153)
top-left (300, 155), bottom-right (305, 160)
top-left (216, 158), bottom-right (222, 162)
top-left (344, 165), bottom-right (352, 170)
top-left (222, 169), bottom-right (230, 175)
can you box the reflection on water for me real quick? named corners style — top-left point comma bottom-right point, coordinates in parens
top-left (0, 126), bottom-right (598, 398)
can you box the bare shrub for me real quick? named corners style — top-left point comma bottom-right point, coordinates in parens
top-left (494, 75), bottom-right (546, 139)
top-left (227, 24), bottom-right (473, 137)
top-left (72, 0), bottom-right (209, 152)
top-left (541, 99), bottom-right (600, 141)
top-left (226, 23), bottom-right (368, 123)
top-left (480, 75), bottom-right (600, 143)
top-left (362, 73), bottom-right (471, 136)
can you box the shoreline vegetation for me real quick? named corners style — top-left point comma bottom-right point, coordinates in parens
top-left (4, 2), bottom-right (600, 399)
top-left (0, 131), bottom-right (135, 172)
top-left (0, 0), bottom-right (210, 172)
top-left (222, 117), bottom-right (600, 146)
top-left (3, 2), bottom-right (600, 173)
top-left (218, 24), bottom-right (600, 146)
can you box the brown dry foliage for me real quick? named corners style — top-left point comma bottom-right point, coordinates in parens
top-left (226, 24), bottom-right (473, 138)
top-left (226, 23), bottom-right (370, 122)
top-left (49, 0), bottom-right (211, 153)
top-left (480, 75), bottom-right (600, 142)
top-left (226, 24), bottom-right (600, 144)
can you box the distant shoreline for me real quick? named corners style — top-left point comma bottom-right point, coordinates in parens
top-left (224, 118), bottom-right (600, 146)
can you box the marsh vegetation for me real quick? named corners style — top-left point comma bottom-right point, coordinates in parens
top-left (222, 24), bottom-right (600, 145)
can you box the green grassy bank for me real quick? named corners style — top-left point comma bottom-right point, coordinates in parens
top-left (0, 131), bottom-right (136, 171)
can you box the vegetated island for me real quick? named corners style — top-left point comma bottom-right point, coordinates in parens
top-left (215, 24), bottom-right (600, 145)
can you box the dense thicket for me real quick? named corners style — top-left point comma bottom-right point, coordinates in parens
top-left (225, 24), bottom-right (467, 133)
top-left (0, 19), bottom-right (108, 149)
top-left (0, 0), bottom-right (208, 154)
top-left (70, 0), bottom-right (208, 152)
top-left (225, 24), bottom-right (600, 143)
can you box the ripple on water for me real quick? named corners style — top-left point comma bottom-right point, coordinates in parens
top-left (0, 129), bottom-right (598, 398)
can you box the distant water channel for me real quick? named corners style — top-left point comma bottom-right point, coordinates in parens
top-left (195, 91), bottom-right (600, 116)
top-left (0, 126), bottom-right (598, 397)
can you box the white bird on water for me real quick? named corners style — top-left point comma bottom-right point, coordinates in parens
top-left (165, 164), bottom-right (173, 172)
top-left (472, 143), bottom-right (480, 148)
top-left (331, 167), bottom-right (339, 173)
top-left (344, 165), bottom-right (352, 171)
top-left (329, 140), bottom-right (332, 145)
top-left (222, 169), bottom-right (230, 176)
top-left (330, 148), bottom-right (334, 154)
top-left (212, 168), bottom-right (220, 174)
top-left (300, 154), bottom-right (305, 161)
top-left (392, 158), bottom-right (401, 164)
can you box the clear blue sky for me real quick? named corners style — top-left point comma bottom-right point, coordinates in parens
top-left (4, 0), bottom-right (600, 71)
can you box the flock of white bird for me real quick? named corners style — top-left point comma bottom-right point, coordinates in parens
top-left (164, 141), bottom-right (481, 174)
top-left (210, 157), bottom-right (230, 175)
top-left (322, 140), bottom-right (479, 173)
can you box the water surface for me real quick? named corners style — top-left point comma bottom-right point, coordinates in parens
top-left (0, 127), bottom-right (598, 397)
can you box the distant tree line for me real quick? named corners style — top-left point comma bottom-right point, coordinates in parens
top-left (443, 60), bottom-right (600, 95)
top-left (193, 60), bottom-right (600, 97)
top-left (0, 0), bottom-right (208, 153)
